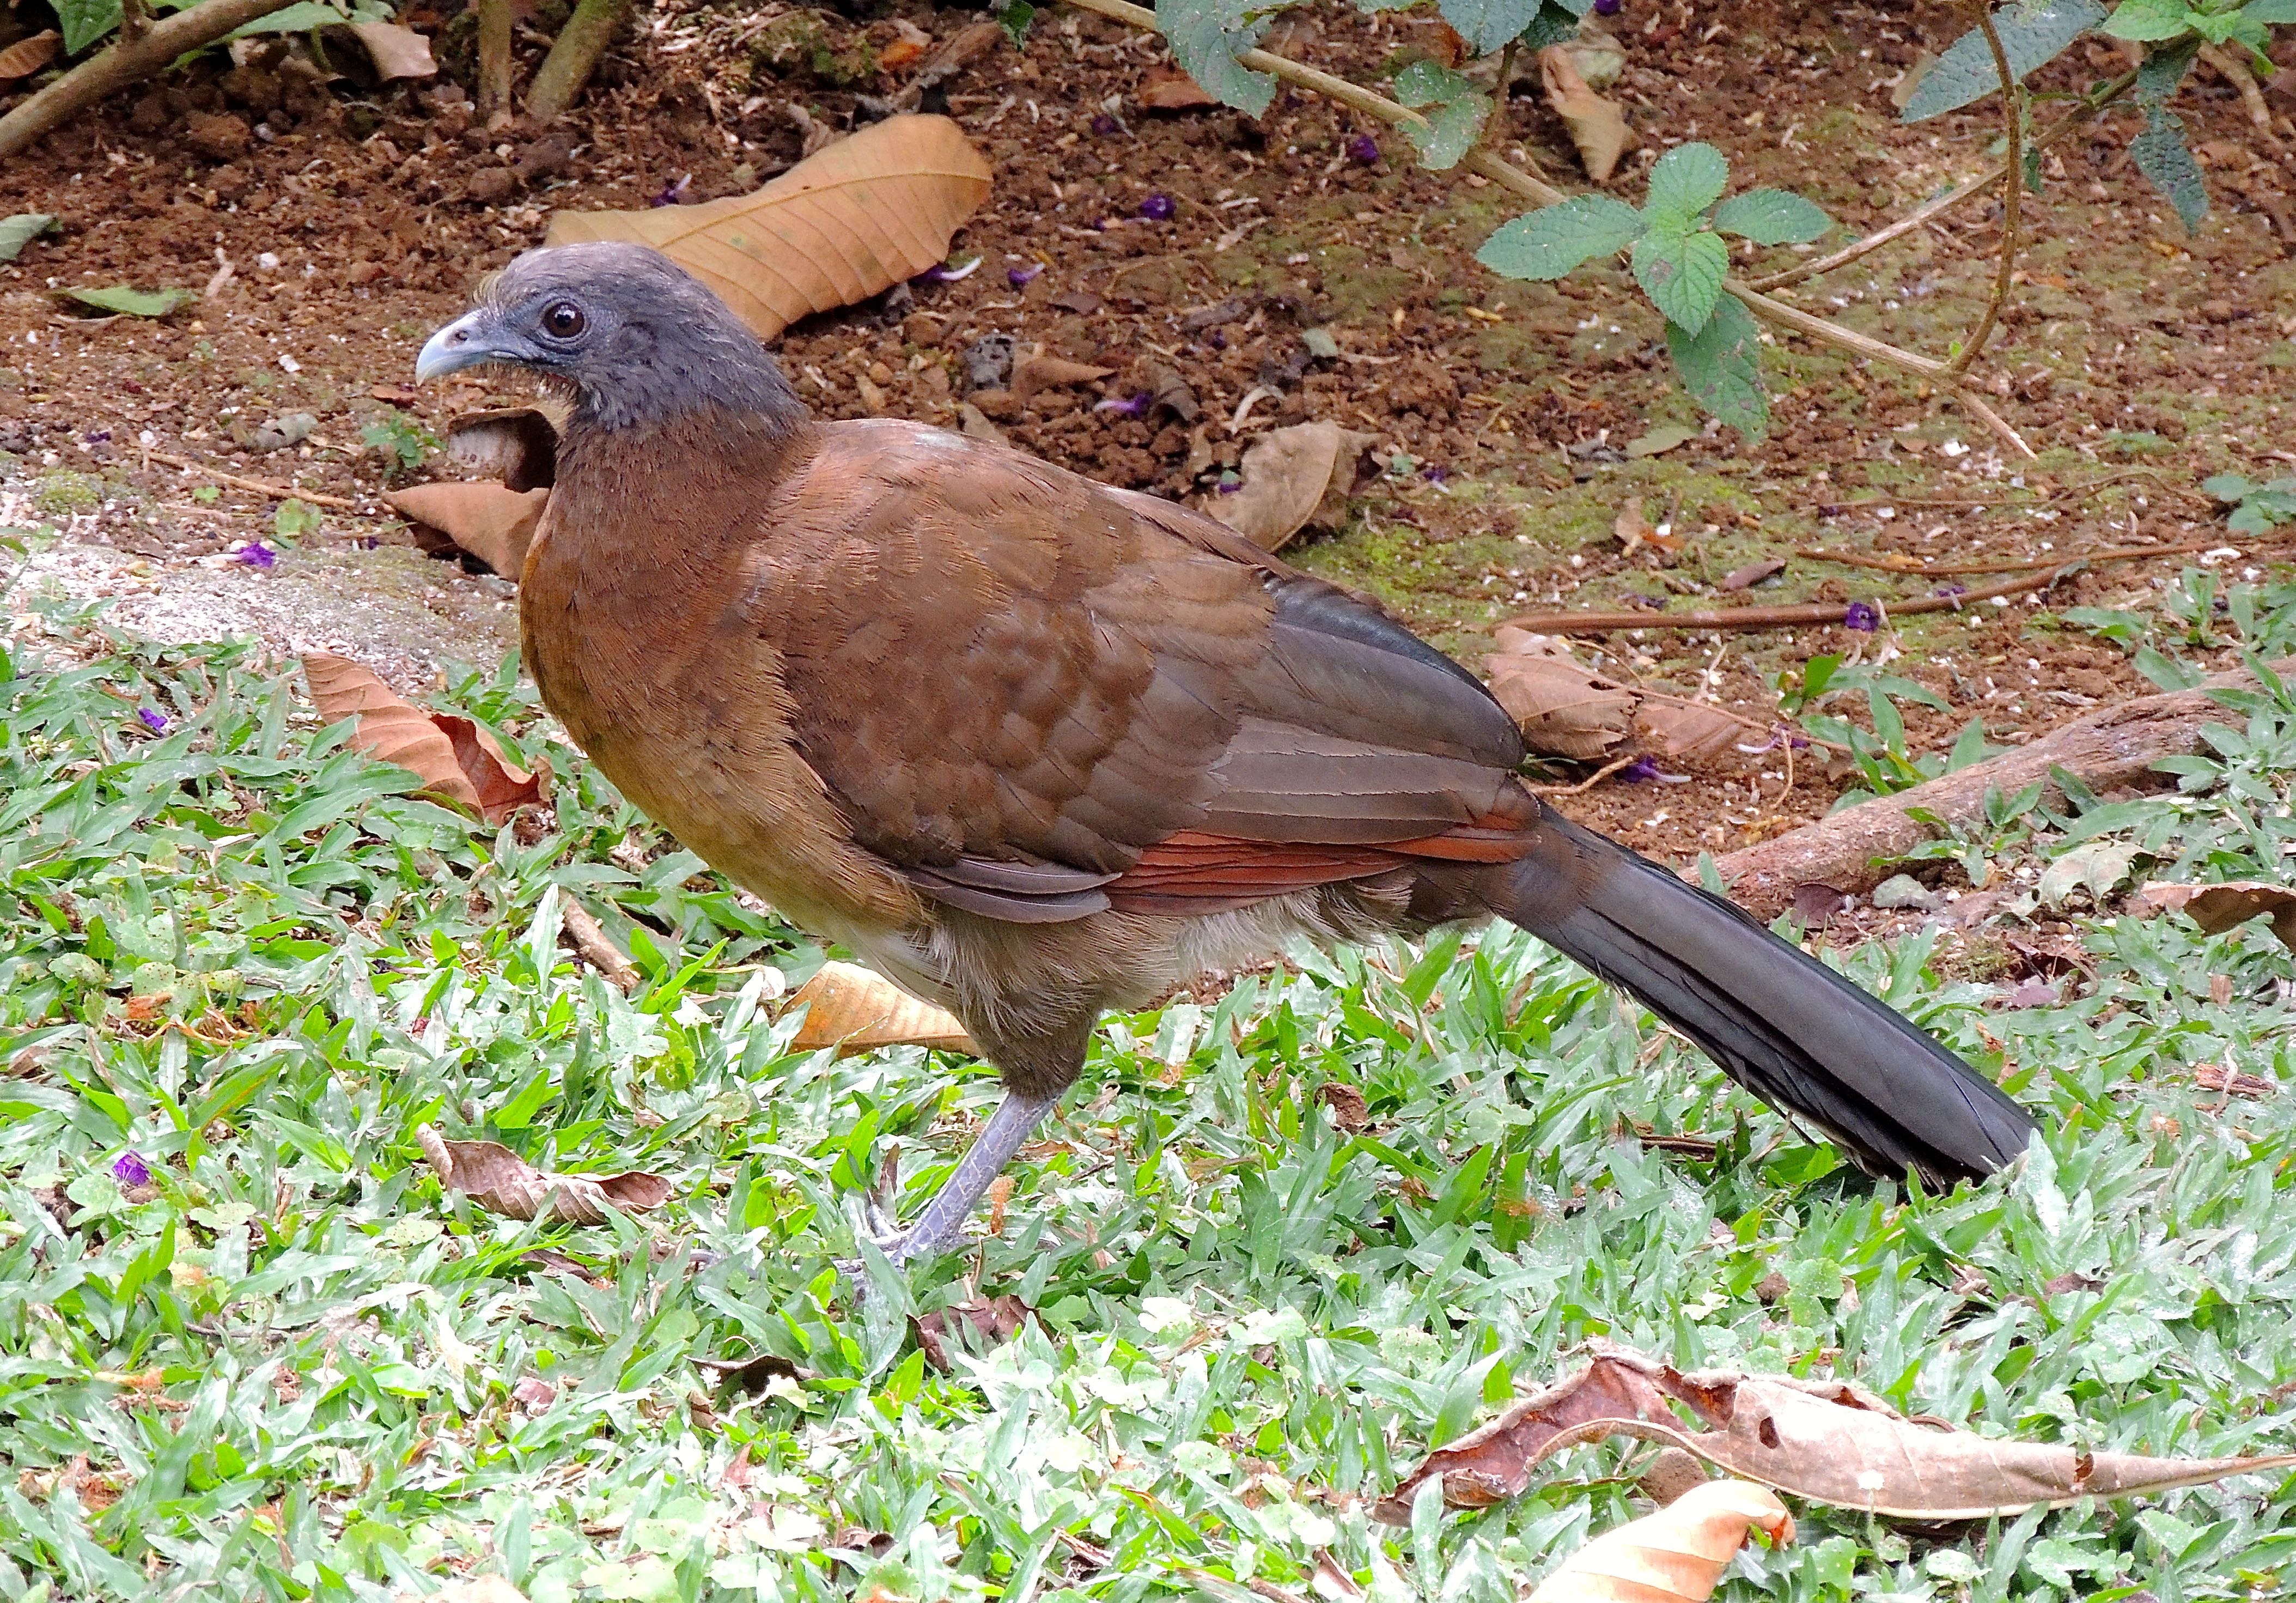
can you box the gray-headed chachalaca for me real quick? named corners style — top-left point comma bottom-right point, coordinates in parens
top-left (417, 242), bottom-right (2034, 1263)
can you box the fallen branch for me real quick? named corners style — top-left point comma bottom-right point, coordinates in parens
top-left (0, 0), bottom-right (302, 160)
top-left (144, 450), bottom-right (364, 512)
top-left (1503, 565), bottom-right (2071, 635)
top-left (1711, 655), bottom-right (2296, 918)
top-left (525, 0), bottom-right (632, 120)
top-left (562, 899), bottom-right (641, 993)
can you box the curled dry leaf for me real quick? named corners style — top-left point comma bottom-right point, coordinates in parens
top-left (1138, 65), bottom-right (1219, 110)
top-left (1530, 1479), bottom-right (1791, 1603)
top-left (1612, 496), bottom-right (1681, 557)
top-left (1211, 420), bottom-right (1379, 552)
top-left (302, 653), bottom-right (543, 822)
top-left (1009, 349), bottom-right (1113, 402)
top-left (0, 29), bottom-right (60, 80)
top-left (1540, 43), bottom-right (1633, 184)
top-left (385, 482), bottom-right (550, 578)
top-left (2139, 881), bottom-right (2296, 952)
top-left (416, 1125), bottom-right (671, 1225)
top-left (1484, 629), bottom-right (1747, 764)
top-left (1721, 558), bottom-right (1786, 592)
top-left (340, 21), bottom-right (436, 80)
top-left (446, 405), bottom-right (561, 491)
top-left (1380, 1344), bottom-right (2296, 1523)
top-left (545, 114), bottom-right (993, 341)
top-left (787, 960), bottom-right (976, 1054)
top-left (915, 1295), bottom-right (1031, 1369)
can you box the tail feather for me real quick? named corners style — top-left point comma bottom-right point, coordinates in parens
top-left (1484, 805), bottom-right (2035, 1182)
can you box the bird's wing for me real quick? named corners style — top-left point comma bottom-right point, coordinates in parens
top-left (741, 422), bottom-right (1534, 921)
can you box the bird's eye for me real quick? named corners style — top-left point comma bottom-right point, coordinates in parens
top-left (541, 301), bottom-right (586, 339)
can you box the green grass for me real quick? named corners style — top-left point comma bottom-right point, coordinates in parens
top-left (3, 599), bottom-right (2295, 1602)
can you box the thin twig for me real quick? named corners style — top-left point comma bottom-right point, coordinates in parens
top-left (1940, 2), bottom-right (2022, 382)
top-left (1484, 38), bottom-right (1518, 151)
top-left (1503, 564), bottom-right (2078, 634)
top-left (1530, 753), bottom-right (1642, 794)
top-left (143, 450), bottom-right (364, 512)
top-left (1746, 71), bottom-right (2137, 292)
top-left (562, 900), bottom-right (641, 993)
top-left (1797, 532), bottom-right (2274, 575)
top-left (2198, 44), bottom-right (2278, 137)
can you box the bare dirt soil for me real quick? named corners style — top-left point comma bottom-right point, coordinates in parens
top-left (3, 0), bottom-right (2293, 858)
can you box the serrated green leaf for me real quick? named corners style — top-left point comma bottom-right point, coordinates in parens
top-left (2245, 0), bottom-right (2296, 20)
top-left (1437, 0), bottom-right (1540, 54)
top-left (2130, 105), bottom-right (2207, 232)
top-left (1666, 293), bottom-right (1767, 438)
top-left (994, 0), bottom-right (1034, 47)
top-left (1393, 59), bottom-right (1475, 107)
top-left (2102, 0), bottom-right (2194, 40)
top-left (62, 286), bottom-right (194, 318)
top-left (1474, 195), bottom-right (1646, 280)
top-left (1517, 0), bottom-right (1581, 49)
top-left (1631, 226), bottom-right (1728, 335)
top-left (1901, 0), bottom-right (2108, 121)
top-left (227, 0), bottom-right (385, 33)
top-left (1644, 142), bottom-right (1729, 218)
top-left (1710, 188), bottom-right (1834, 245)
top-left (1158, 0), bottom-right (1275, 117)
top-left (2134, 36), bottom-right (2201, 101)
top-left (2201, 473), bottom-right (2255, 502)
top-left (0, 215), bottom-right (57, 264)
top-left (1403, 93), bottom-right (1490, 169)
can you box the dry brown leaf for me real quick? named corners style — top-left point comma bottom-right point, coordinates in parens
top-left (2138, 882), bottom-right (2296, 951)
top-left (1381, 1345), bottom-right (2296, 1523)
top-left (1484, 629), bottom-right (1636, 761)
top-left (1009, 349), bottom-right (1113, 401)
top-left (1633, 699), bottom-right (1744, 762)
top-left (1211, 420), bottom-right (1379, 551)
top-left (0, 29), bottom-right (60, 79)
top-left (1530, 1480), bottom-right (1791, 1602)
top-left (878, 35), bottom-right (927, 72)
top-left (1721, 558), bottom-right (1786, 591)
top-left (385, 482), bottom-right (550, 578)
top-left (341, 21), bottom-right (436, 80)
top-left (1139, 65), bottom-right (1219, 110)
top-left (1540, 44), bottom-right (1633, 183)
top-left (544, 114), bottom-right (993, 341)
top-left (445, 405), bottom-right (561, 491)
top-left (302, 654), bottom-right (542, 821)
top-left (1612, 495), bottom-right (1680, 557)
top-left (955, 402), bottom-right (1009, 445)
top-left (787, 960), bottom-right (976, 1054)
top-left (914, 1295), bottom-right (1031, 1369)
top-left (416, 1125), bottom-right (671, 1225)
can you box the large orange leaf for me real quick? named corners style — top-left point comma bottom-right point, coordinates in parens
top-left (1528, 1480), bottom-right (1792, 1602)
top-left (302, 654), bottom-right (542, 822)
top-left (543, 115), bottom-right (993, 340)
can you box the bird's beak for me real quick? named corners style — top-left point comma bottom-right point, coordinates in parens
top-left (416, 309), bottom-right (528, 382)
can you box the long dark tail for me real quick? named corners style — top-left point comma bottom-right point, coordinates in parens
top-left (1479, 803), bottom-right (2035, 1183)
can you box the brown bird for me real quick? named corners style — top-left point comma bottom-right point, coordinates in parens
top-left (417, 243), bottom-right (2034, 1263)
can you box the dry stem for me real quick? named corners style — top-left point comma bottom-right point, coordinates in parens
top-left (144, 450), bottom-right (364, 512)
top-left (1502, 564), bottom-right (2075, 635)
top-left (1939, 3), bottom-right (2021, 382)
top-left (562, 900), bottom-right (641, 993)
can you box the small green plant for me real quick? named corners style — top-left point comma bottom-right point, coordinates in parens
top-left (1476, 143), bottom-right (1833, 439)
top-left (360, 408), bottom-right (439, 475)
top-left (2204, 471), bottom-right (2296, 536)
top-left (272, 497), bottom-right (322, 544)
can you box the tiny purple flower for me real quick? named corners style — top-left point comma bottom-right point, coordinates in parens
top-left (1420, 464), bottom-right (1450, 485)
top-left (138, 708), bottom-right (168, 733)
top-left (113, 1151), bottom-right (151, 1187)
top-left (1090, 113), bottom-right (1120, 137)
top-left (1935, 582), bottom-right (1968, 599)
top-left (1843, 600), bottom-right (1880, 632)
top-left (1138, 193), bottom-right (1176, 223)
top-left (1617, 755), bottom-right (1693, 784)
top-left (235, 542), bottom-right (276, 570)
top-left (86, 429), bottom-right (112, 444)
top-left (1346, 133), bottom-right (1380, 166)
top-left (1593, 0), bottom-right (1623, 14)
top-left (649, 174), bottom-right (692, 208)
top-left (1216, 473), bottom-right (1242, 494)
top-left (1208, 330), bottom-right (1228, 350)
top-left (1007, 263), bottom-right (1044, 290)
top-left (1094, 393), bottom-right (1151, 415)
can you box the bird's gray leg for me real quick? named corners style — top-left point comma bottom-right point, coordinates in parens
top-left (862, 1089), bottom-right (1059, 1265)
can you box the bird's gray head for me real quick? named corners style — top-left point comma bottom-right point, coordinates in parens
top-left (415, 242), bottom-right (805, 434)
